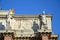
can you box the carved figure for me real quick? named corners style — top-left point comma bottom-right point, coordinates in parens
top-left (6, 9), bottom-right (12, 29)
top-left (40, 11), bottom-right (48, 30)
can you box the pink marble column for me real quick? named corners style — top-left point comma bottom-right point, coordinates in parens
top-left (42, 35), bottom-right (49, 40)
top-left (4, 35), bottom-right (12, 40)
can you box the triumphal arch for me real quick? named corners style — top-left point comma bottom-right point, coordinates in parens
top-left (0, 8), bottom-right (58, 40)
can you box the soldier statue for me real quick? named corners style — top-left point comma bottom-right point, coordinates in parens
top-left (6, 9), bottom-right (12, 30)
top-left (40, 11), bottom-right (48, 30)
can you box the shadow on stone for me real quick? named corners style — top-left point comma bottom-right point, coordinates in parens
top-left (0, 22), bottom-right (5, 30)
top-left (32, 21), bottom-right (39, 32)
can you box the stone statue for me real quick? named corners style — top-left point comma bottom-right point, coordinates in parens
top-left (6, 9), bottom-right (12, 29)
top-left (41, 11), bottom-right (47, 25)
top-left (40, 11), bottom-right (48, 30)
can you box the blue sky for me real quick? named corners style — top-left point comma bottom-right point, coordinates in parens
top-left (0, 0), bottom-right (60, 40)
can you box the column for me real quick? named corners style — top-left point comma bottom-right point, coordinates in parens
top-left (4, 35), bottom-right (13, 40)
top-left (42, 35), bottom-right (49, 40)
